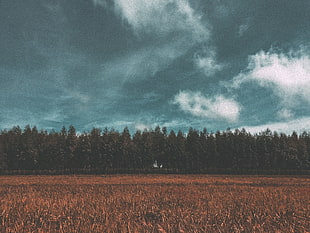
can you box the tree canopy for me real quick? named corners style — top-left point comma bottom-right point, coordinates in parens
top-left (0, 126), bottom-right (309, 174)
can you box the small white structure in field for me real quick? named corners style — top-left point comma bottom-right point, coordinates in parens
top-left (153, 160), bottom-right (163, 168)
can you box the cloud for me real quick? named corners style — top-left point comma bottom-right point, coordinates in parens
top-left (0, 107), bottom-right (67, 130)
top-left (277, 108), bottom-right (294, 120)
top-left (93, 0), bottom-right (218, 82)
top-left (238, 24), bottom-right (249, 37)
top-left (237, 16), bottom-right (252, 37)
top-left (238, 22), bottom-right (250, 37)
top-left (194, 49), bottom-right (223, 76)
top-left (233, 48), bottom-right (310, 108)
top-left (112, 0), bottom-right (208, 39)
top-left (173, 91), bottom-right (241, 122)
top-left (101, 41), bottom-right (186, 82)
top-left (134, 123), bottom-right (150, 131)
top-left (61, 89), bottom-right (90, 104)
top-left (134, 119), bottom-right (188, 131)
top-left (239, 117), bottom-right (310, 135)
top-left (82, 117), bottom-right (189, 133)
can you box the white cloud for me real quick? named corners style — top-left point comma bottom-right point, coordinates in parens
top-left (173, 91), bottom-right (241, 122)
top-left (134, 123), bottom-right (150, 131)
top-left (134, 119), bottom-right (188, 131)
top-left (239, 117), bottom-right (310, 135)
top-left (277, 108), bottom-right (294, 120)
top-left (113, 0), bottom-right (208, 39)
top-left (0, 108), bottom-right (67, 130)
top-left (43, 109), bottom-right (66, 123)
top-left (194, 49), bottom-right (223, 76)
top-left (238, 24), bottom-right (249, 36)
top-left (233, 49), bottom-right (310, 108)
top-left (0, 109), bottom-right (38, 130)
top-left (93, 0), bottom-right (222, 81)
top-left (237, 17), bottom-right (252, 37)
top-left (83, 118), bottom-right (188, 132)
top-left (101, 42), bottom-right (186, 82)
top-left (61, 90), bottom-right (90, 104)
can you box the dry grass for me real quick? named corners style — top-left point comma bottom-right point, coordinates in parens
top-left (0, 175), bottom-right (309, 232)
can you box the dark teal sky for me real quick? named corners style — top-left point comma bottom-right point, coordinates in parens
top-left (1, 0), bottom-right (310, 133)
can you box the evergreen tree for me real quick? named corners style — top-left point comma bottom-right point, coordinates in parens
top-left (75, 133), bottom-right (91, 168)
top-left (64, 125), bottom-right (78, 169)
top-left (0, 125), bottom-right (309, 173)
top-left (0, 134), bottom-right (8, 170)
top-left (89, 128), bottom-right (103, 169)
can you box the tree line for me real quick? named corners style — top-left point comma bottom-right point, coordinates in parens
top-left (0, 125), bottom-right (309, 174)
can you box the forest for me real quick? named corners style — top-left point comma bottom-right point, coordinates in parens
top-left (0, 125), bottom-right (309, 174)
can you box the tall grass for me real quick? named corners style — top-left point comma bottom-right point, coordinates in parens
top-left (0, 175), bottom-right (309, 232)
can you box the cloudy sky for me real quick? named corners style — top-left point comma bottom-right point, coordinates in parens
top-left (1, 0), bottom-right (310, 134)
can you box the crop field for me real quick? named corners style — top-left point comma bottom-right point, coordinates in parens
top-left (0, 175), bottom-right (309, 232)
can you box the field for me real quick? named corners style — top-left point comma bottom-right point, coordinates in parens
top-left (0, 175), bottom-right (309, 232)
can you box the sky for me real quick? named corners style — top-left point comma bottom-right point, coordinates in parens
top-left (0, 0), bottom-right (310, 134)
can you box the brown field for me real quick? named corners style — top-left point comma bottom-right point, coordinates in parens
top-left (0, 175), bottom-right (309, 233)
